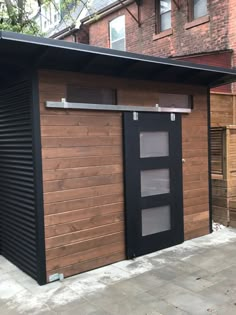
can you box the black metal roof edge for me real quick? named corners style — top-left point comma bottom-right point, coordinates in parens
top-left (209, 75), bottom-right (236, 88)
top-left (1, 30), bottom-right (236, 77)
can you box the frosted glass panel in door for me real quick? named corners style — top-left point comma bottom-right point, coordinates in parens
top-left (140, 132), bottom-right (169, 158)
top-left (141, 169), bottom-right (170, 197)
top-left (142, 205), bottom-right (171, 236)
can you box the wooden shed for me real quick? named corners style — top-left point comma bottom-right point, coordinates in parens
top-left (1, 31), bottom-right (236, 285)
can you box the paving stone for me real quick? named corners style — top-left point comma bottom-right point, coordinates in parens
top-left (169, 260), bottom-right (203, 274)
top-left (47, 286), bottom-right (84, 308)
top-left (0, 279), bottom-right (25, 300)
top-left (115, 257), bottom-right (155, 276)
top-left (109, 278), bottom-right (146, 296)
top-left (53, 300), bottom-right (100, 315)
top-left (197, 269), bottom-right (227, 285)
top-left (148, 282), bottom-right (192, 299)
top-left (10, 269), bottom-right (33, 283)
top-left (0, 272), bottom-right (13, 282)
top-left (213, 263), bottom-right (236, 281)
top-left (92, 294), bottom-right (163, 315)
top-left (183, 249), bottom-right (234, 273)
top-left (20, 277), bottom-right (63, 295)
top-left (21, 304), bottom-right (56, 315)
top-left (84, 286), bottom-right (128, 309)
top-left (0, 258), bottom-right (19, 273)
top-left (0, 229), bottom-right (236, 315)
top-left (150, 265), bottom-right (186, 281)
top-left (127, 271), bottom-right (169, 291)
top-left (164, 290), bottom-right (217, 315)
top-left (87, 310), bottom-right (111, 315)
top-left (143, 299), bottom-right (190, 315)
top-left (129, 291), bottom-right (188, 315)
top-left (213, 303), bottom-right (236, 315)
top-left (89, 295), bottom-right (140, 315)
top-left (0, 303), bottom-right (22, 315)
top-left (198, 279), bottom-right (236, 305)
top-left (4, 288), bottom-right (55, 315)
top-left (173, 273), bottom-right (214, 292)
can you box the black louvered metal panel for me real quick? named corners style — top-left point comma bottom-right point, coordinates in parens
top-left (0, 80), bottom-right (38, 280)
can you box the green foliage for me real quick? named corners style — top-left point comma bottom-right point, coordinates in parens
top-left (0, 0), bottom-right (92, 35)
top-left (0, 0), bottom-right (41, 35)
top-left (0, 18), bottom-right (41, 35)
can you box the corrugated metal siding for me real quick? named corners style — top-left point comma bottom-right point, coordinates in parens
top-left (0, 80), bottom-right (38, 280)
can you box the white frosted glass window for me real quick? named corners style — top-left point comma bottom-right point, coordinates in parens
top-left (161, 11), bottom-right (171, 31)
top-left (159, 0), bottom-right (171, 31)
top-left (160, 0), bottom-right (171, 14)
top-left (109, 16), bottom-right (126, 51)
top-left (140, 132), bottom-right (169, 158)
top-left (142, 205), bottom-right (171, 236)
top-left (141, 169), bottom-right (170, 197)
top-left (194, 0), bottom-right (207, 19)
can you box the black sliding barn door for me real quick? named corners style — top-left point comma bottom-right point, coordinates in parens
top-left (123, 112), bottom-right (184, 258)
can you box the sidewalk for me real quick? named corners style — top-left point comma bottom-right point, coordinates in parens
top-left (1, 227), bottom-right (236, 315)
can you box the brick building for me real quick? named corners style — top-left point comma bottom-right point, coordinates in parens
top-left (84, 1), bottom-right (227, 57)
top-left (79, 0), bottom-right (236, 227)
top-left (45, 0), bottom-right (236, 227)
top-left (81, 1), bottom-right (234, 88)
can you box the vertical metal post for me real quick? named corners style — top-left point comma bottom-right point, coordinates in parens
top-left (31, 71), bottom-right (47, 285)
top-left (207, 89), bottom-right (213, 233)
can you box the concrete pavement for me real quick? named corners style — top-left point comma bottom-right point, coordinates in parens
top-left (1, 227), bottom-right (236, 314)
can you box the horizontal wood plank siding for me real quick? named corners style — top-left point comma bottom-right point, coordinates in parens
top-left (210, 94), bottom-right (234, 127)
top-left (182, 94), bottom-right (209, 240)
top-left (212, 127), bottom-right (236, 226)
top-left (39, 70), bottom-right (209, 281)
top-left (39, 71), bottom-right (126, 280)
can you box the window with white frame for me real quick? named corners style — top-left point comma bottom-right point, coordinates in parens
top-left (109, 15), bottom-right (126, 51)
top-left (191, 0), bottom-right (207, 20)
top-left (41, 0), bottom-right (61, 32)
top-left (156, 0), bottom-right (171, 32)
top-left (0, 1), bottom-right (6, 12)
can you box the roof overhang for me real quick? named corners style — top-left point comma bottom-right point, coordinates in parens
top-left (0, 30), bottom-right (236, 88)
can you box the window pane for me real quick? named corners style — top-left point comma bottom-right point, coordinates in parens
top-left (67, 86), bottom-right (116, 104)
top-left (161, 11), bottom-right (171, 31)
top-left (110, 16), bottom-right (125, 42)
top-left (142, 205), bottom-right (171, 236)
top-left (194, 0), bottom-right (207, 19)
top-left (141, 169), bottom-right (170, 197)
top-left (140, 132), bottom-right (169, 158)
top-left (111, 38), bottom-right (125, 51)
top-left (158, 93), bottom-right (191, 108)
top-left (160, 0), bottom-right (171, 14)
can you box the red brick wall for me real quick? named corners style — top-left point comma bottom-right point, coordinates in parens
top-left (176, 52), bottom-right (232, 93)
top-left (62, 26), bottom-right (89, 44)
top-left (61, 35), bottom-right (75, 42)
top-left (88, 0), bottom-right (229, 57)
top-left (228, 0), bottom-right (236, 92)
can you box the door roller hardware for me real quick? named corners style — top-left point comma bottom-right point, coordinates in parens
top-left (133, 112), bottom-right (139, 121)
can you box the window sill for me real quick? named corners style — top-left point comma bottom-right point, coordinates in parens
top-left (153, 28), bottom-right (173, 41)
top-left (185, 15), bottom-right (210, 30)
